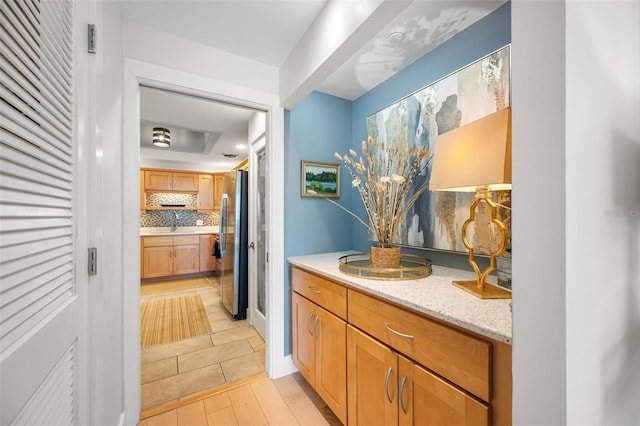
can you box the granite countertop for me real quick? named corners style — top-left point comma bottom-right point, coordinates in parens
top-left (287, 251), bottom-right (512, 344)
top-left (140, 226), bottom-right (219, 236)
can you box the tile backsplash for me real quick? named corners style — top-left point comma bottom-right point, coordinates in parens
top-left (146, 193), bottom-right (197, 207)
top-left (140, 192), bottom-right (219, 227)
top-left (140, 210), bottom-right (219, 227)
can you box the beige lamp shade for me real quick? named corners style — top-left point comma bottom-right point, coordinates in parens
top-left (429, 107), bottom-right (512, 192)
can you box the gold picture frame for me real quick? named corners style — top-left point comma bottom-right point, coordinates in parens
top-left (301, 160), bottom-right (340, 198)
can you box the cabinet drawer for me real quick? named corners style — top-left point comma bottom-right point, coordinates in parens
top-left (173, 235), bottom-right (199, 245)
top-left (291, 267), bottom-right (346, 319)
top-left (143, 236), bottom-right (173, 247)
top-left (348, 289), bottom-right (491, 402)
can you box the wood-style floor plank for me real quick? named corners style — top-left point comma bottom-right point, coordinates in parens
top-left (138, 373), bottom-right (341, 426)
top-left (203, 393), bottom-right (232, 414)
top-left (176, 401), bottom-right (208, 426)
top-left (206, 406), bottom-right (238, 426)
top-left (250, 377), bottom-right (300, 426)
top-left (138, 409), bottom-right (178, 426)
top-left (284, 390), bottom-right (331, 426)
top-left (227, 383), bottom-right (268, 426)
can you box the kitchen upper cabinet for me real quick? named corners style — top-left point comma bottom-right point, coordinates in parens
top-left (140, 170), bottom-right (145, 211)
top-left (144, 170), bottom-right (199, 191)
top-left (198, 174), bottom-right (214, 211)
top-left (173, 172), bottom-right (199, 191)
top-left (213, 173), bottom-right (224, 210)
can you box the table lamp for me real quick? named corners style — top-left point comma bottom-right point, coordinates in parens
top-left (429, 107), bottom-right (512, 299)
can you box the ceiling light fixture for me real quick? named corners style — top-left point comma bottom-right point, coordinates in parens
top-left (387, 31), bottom-right (405, 43)
top-left (152, 127), bottom-right (170, 148)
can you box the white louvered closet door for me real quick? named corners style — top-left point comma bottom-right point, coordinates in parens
top-left (0, 0), bottom-right (86, 424)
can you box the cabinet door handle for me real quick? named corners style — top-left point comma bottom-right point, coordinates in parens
top-left (307, 313), bottom-right (314, 335)
top-left (399, 375), bottom-right (408, 414)
top-left (384, 323), bottom-right (414, 340)
top-left (384, 367), bottom-right (393, 403)
top-left (307, 286), bottom-right (321, 294)
top-left (312, 316), bottom-right (319, 338)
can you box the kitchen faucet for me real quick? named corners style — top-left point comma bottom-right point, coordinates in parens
top-left (171, 212), bottom-right (179, 232)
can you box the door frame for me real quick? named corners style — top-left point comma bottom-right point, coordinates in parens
top-left (121, 59), bottom-right (295, 420)
top-left (248, 135), bottom-right (267, 338)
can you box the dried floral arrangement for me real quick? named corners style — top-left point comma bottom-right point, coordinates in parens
top-left (308, 135), bottom-right (431, 247)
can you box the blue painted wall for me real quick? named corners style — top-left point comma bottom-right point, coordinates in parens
top-left (283, 2), bottom-right (511, 354)
top-left (283, 91), bottom-right (353, 353)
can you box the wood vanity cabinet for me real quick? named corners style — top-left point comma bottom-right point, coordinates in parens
top-left (347, 326), bottom-right (489, 426)
top-left (142, 235), bottom-right (200, 278)
top-left (291, 268), bottom-right (347, 425)
top-left (290, 266), bottom-right (512, 426)
top-left (144, 170), bottom-right (199, 191)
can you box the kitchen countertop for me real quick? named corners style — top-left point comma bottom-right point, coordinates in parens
top-left (287, 251), bottom-right (512, 344)
top-left (140, 226), bottom-right (219, 236)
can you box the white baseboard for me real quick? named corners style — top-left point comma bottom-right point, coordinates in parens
top-left (268, 354), bottom-right (298, 380)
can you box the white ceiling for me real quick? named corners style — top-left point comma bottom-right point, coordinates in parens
top-left (121, 0), bottom-right (505, 170)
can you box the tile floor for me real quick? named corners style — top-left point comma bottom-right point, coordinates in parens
top-left (138, 373), bottom-right (342, 426)
top-left (141, 276), bottom-right (265, 412)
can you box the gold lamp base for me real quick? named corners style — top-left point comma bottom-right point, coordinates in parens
top-left (452, 280), bottom-right (512, 299)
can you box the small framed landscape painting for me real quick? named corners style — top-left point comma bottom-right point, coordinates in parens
top-left (301, 160), bottom-right (340, 198)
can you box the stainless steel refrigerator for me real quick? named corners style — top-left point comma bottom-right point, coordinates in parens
top-left (219, 170), bottom-right (249, 319)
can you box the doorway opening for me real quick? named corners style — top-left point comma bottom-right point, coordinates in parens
top-left (137, 85), bottom-right (269, 413)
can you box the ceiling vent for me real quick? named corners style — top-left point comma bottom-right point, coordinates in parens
top-left (222, 153), bottom-right (239, 158)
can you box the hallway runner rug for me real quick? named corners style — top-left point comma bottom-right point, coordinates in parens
top-left (140, 295), bottom-right (212, 347)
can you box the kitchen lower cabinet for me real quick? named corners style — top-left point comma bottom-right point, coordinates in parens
top-left (143, 245), bottom-right (173, 278)
top-left (142, 235), bottom-right (200, 278)
top-left (199, 234), bottom-right (216, 272)
top-left (173, 243), bottom-right (200, 275)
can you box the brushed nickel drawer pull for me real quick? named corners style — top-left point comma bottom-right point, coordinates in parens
top-left (384, 323), bottom-right (414, 340)
top-left (384, 367), bottom-right (393, 403)
top-left (312, 316), bottom-right (319, 338)
top-left (399, 375), bottom-right (408, 414)
top-left (307, 286), bottom-right (321, 294)
top-left (307, 313), bottom-right (314, 335)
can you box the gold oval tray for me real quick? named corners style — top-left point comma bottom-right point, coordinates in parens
top-left (339, 252), bottom-right (432, 281)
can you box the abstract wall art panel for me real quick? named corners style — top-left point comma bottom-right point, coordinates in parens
top-left (366, 45), bottom-right (511, 253)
